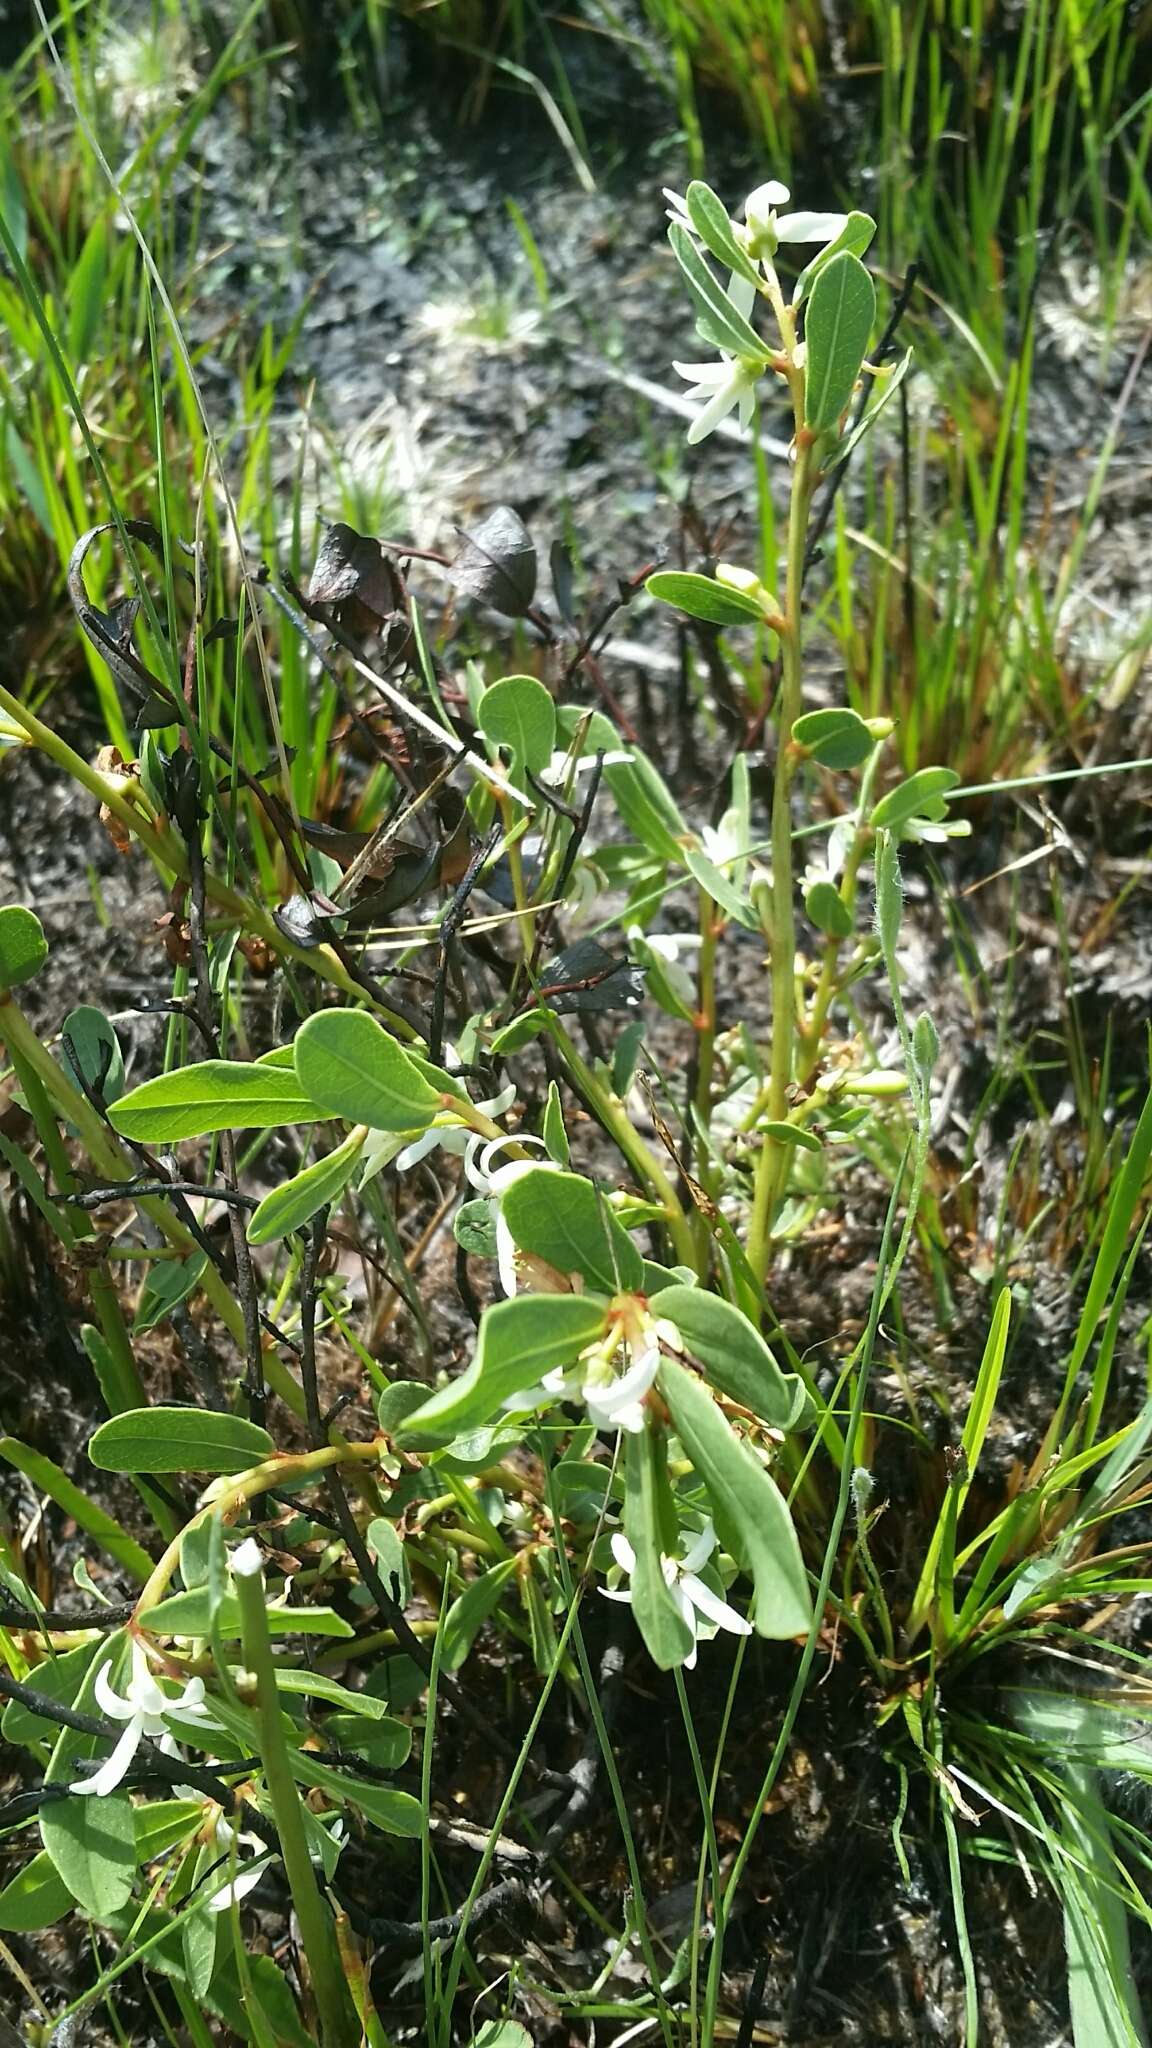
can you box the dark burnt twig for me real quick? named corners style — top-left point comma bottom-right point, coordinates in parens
top-left (542, 1636), bottom-right (624, 1853)
top-left (528, 749), bottom-right (604, 971)
top-left (259, 569), bottom-right (405, 777)
top-left (71, 1179), bottom-right (258, 1210)
top-left (0, 1597), bottom-right (136, 1632)
top-left (429, 820), bottom-right (503, 1067)
top-left (735, 1954), bottom-right (771, 2048)
top-left (351, 1874), bottom-right (532, 1955)
top-left (181, 752), bottom-right (266, 1432)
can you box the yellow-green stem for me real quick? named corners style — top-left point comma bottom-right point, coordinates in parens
top-left (747, 436), bottom-right (816, 1286)
top-left (690, 889), bottom-right (720, 1268)
top-left (133, 1442), bottom-right (382, 1620)
top-left (797, 751), bottom-right (885, 1082)
top-left (234, 1556), bottom-right (358, 2048)
top-left (549, 1019), bottom-right (702, 1276)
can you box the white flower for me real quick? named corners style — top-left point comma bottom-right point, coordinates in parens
top-left (674, 353), bottom-right (761, 446)
top-left (633, 929), bottom-right (702, 966)
top-left (540, 746), bottom-right (633, 787)
top-left (465, 1135), bottom-right (556, 1297)
top-left (393, 1081), bottom-right (518, 1176)
top-left (204, 1815), bottom-right (272, 1913)
top-left (744, 181), bottom-right (847, 258)
top-left (71, 1641), bottom-right (218, 1798)
top-left (801, 814), bottom-right (856, 895)
top-left (601, 1522), bottom-right (753, 1669)
top-left (506, 1320), bottom-right (678, 1434)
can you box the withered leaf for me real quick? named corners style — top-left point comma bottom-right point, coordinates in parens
top-left (449, 506), bottom-right (537, 618)
top-left (308, 523), bottom-right (402, 622)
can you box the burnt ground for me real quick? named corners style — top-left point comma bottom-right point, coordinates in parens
top-left (4, 29), bottom-right (1152, 2048)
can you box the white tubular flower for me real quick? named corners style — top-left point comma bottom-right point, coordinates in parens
top-left (204, 1816), bottom-right (273, 1914)
top-left (601, 1522), bottom-right (753, 1669)
top-left (674, 353), bottom-right (761, 446)
top-left (582, 1338), bottom-right (660, 1434)
top-left (394, 1081), bottom-right (518, 1175)
top-left (463, 1137), bottom-right (556, 1298)
top-left (744, 180), bottom-right (847, 259)
top-left (71, 1641), bottom-right (218, 1798)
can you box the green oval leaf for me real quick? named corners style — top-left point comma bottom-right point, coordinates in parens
top-left (647, 571), bottom-right (765, 628)
top-left (684, 181), bottom-right (760, 285)
top-left (0, 1850), bottom-right (75, 1932)
top-left (795, 209), bottom-right (877, 303)
top-left (803, 251), bottom-right (876, 433)
top-left (109, 1059), bottom-right (335, 1142)
top-left (574, 708), bottom-right (688, 866)
top-left (669, 220), bottom-right (766, 361)
top-left (870, 766), bottom-right (960, 831)
top-left (478, 673), bottom-right (556, 775)
top-left (144, 1588), bottom-right (353, 1640)
top-left (0, 904), bottom-right (47, 990)
top-left (88, 1406), bottom-right (275, 1475)
top-left (656, 1286), bottom-right (810, 1427)
top-left (501, 1167), bottom-right (643, 1295)
top-left (442, 1557), bottom-right (519, 1672)
top-left (658, 1358), bottom-right (812, 1638)
top-left (294, 1011), bottom-right (445, 1132)
top-left (60, 1004), bottom-right (124, 1105)
top-left (248, 1127), bottom-right (367, 1245)
top-left (792, 706), bottom-right (873, 769)
top-left (760, 1120), bottom-right (823, 1152)
top-left (805, 880), bottom-right (854, 939)
top-left (133, 1251), bottom-right (208, 1333)
top-left (398, 1292), bottom-right (608, 1443)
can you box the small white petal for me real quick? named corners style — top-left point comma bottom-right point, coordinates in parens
top-left (610, 1532), bottom-right (636, 1575)
top-left (482, 1140), bottom-right (550, 1192)
top-left (774, 210), bottom-right (848, 245)
top-left (745, 179), bottom-right (790, 214)
top-left (672, 1580), bottom-right (698, 1636)
top-left (71, 1716), bottom-right (143, 1797)
top-left (599, 1585), bottom-right (635, 1605)
top-left (673, 358), bottom-right (729, 388)
top-left (680, 1522), bottom-right (718, 1576)
top-left (93, 1660), bottom-right (137, 1722)
top-left (231, 1537), bottom-right (264, 1579)
top-left (681, 1573), bottom-right (754, 1637)
top-left (582, 1344), bottom-right (660, 1430)
top-left (394, 1128), bottom-right (441, 1173)
top-left (686, 373), bottom-right (744, 445)
top-left (495, 1212), bottom-right (520, 1298)
top-left (463, 1134), bottom-right (489, 1191)
top-left (205, 1858), bottom-right (270, 1914)
top-left (475, 1081), bottom-right (518, 1119)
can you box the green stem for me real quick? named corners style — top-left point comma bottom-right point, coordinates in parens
top-left (234, 1552), bottom-right (357, 2048)
top-left (796, 750), bottom-right (885, 1082)
top-left (549, 1019), bottom-right (701, 1276)
top-left (690, 889), bottom-right (720, 1268)
top-left (747, 435), bottom-right (816, 1287)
